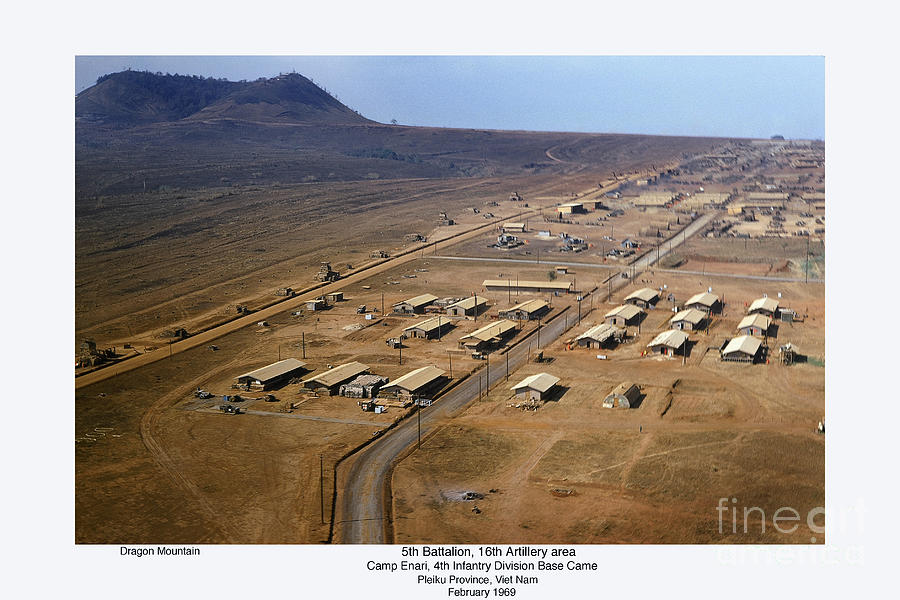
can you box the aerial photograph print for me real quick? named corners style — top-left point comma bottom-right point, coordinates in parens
top-left (74, 55), bottom-right (825, 546)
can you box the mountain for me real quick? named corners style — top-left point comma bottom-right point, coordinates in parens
top-left (75, 71), bottom-right (372, 126)
top-left (75, 71), bottom-right (730, 198)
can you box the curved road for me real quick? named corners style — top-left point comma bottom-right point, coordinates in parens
top-left (336, 309), bottom-right (573, 544)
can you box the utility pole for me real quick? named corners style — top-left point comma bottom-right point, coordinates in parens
top-left (506, 352), bottom-right (509, 380)
top-left (578, 297), bottom-right (582, 324)
top-left (399, 341), bottom-right (402, 365)
top-left (486, 353), bottom-right (490, 385)
top-left (806, 235), bottom-right (810, 284)
top-left (319, 455), bottom-right (324, 525)
top-left (381, 293), bottom-right (385, 316)
top-left (474, 292), bottom-right (478, 322)
top-left (417, 403), bottom-right (422, 450)
top-left (537, 318), bottom-right (541, 348)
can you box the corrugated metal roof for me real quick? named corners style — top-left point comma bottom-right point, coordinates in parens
top-left (394, 293), bottom-right (438, 308)
top-left (604, 304), bottom-right (643, 320)
top-left (749, 297), bottom-right (779, 314)
top-left (404, 316), bottom-right (448, 333)
top-left (625, 287), bottom-right (659, 303)
top-left (737, 314), bottom-right (770, 332)
top-left (511, 373), bottom-right (560, 393)
top-left (447, 296), bottom-right (488, 311)
top-left (576, 323), bottom-right (622, 343)
top-left (460, 319), bottom-right (518, 343)
top-left (503, 222), bottom-right (525, 228)
top-left (686, 292), bottom-right (719, 307)
top-left (503, 299), bottom-right (549, 314)
top-left (237, 358), bottom-right (307, 382)
top-left (647, 329), bottom-right (688, 349)
top-left (558, 202), bottom-right (583, 208)
top-left (483, 280), bottom-right (572, 290)
top-left (382, 365), bottom-right (445, 392)
top-left (670, 308), bottom-right (705, 325)
top-left (304, 361), bottom-right (369, 387)
top-left (723, 335), bottom-right (762, 356)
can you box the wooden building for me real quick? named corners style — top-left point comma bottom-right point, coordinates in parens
top-left (603, 304), bottom-right (644, 327)
top-left (458, 319), bottom-right (518, 351)
top-left (736, 314), bottom-right (771, 337)
top-left (403, 316), bottom-right (452, 339)
top-left (721, 335), bottom-right (762, 363)
top-left (392, 293), bottom-right (438, 314)
top-left (445, 296), bottom-right (488, 317)
top-left (498, 299), bottom-right (550, 321)
top-left (646, 330), bottom-right (688, 356)
top-left (302, 362), bottom-right (370, 395)
top-left (748, 296), bottom-right (779, 318)
top-left (575, 323), bottom-right (624, 349)
top-left (685, 292), bottom-right (721, 314)
top-left (482, 279), bottom-right (572, 294)
top-left (379, 365), bottom-right (446, 400)
top-left (624, 287), bottom-right (659, 308)
top-left (235, 358), bottom-right (308, 391)
top-left (669, 308), bottom-right (706, 331)
top-left (511, 373), bottom-right (560, 402)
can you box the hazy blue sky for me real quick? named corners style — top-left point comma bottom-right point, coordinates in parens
top-left (75, 55), bottom-right (824, 139)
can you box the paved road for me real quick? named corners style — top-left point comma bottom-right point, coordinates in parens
top-left (334, 211), bottom-right (719, 544)
top-left (335, 308), bottom-right (574, 544)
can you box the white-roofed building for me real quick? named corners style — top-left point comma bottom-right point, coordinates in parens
top-left (736, 314), bottom-right (771, 337)
top-left (575, 323), bottom-right (624, 348)
top-left (669, 308), bottom-right (706, 331)
top-left (458, 319), bottom-right (518, 351)
top-left (235, 358), bottom-right (308, 390)
top-left (646, 330), bottom-right (689, 356)
top-left (721, 335), bottom-right (763, 363)
top-left (511, 373), bottom-right (560, 402)
top-left (380, 366), bottom-right (446, 399)
top-left (498, 299), bottom-right (550, 321)
top-left (685, 292), bottom-right (721, 314)
top-left (392, 293), bottom-right (438, 314)
top-left (748, 296), bottom-right (779, 317)
top-left (624, 287), bottom-right (659, 308)
top-left (603, 304), bottom-right (644, 327)
top-left (445, 296), bottom-right (488, 317)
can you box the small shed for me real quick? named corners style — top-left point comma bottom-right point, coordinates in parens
top-left (624, 287), bottom-right (659, 308)
top-left (604, 304), bottom-right (644, 327)
top-left (511, 373), bottom-right (560, 402)
top-left (669, 308), bottom-right (706, 331)
top-left (306, 298), bottom-right (326, 311)
top-left (736, 314), bottom-right (771, 337)
top-left (646, 330), bottom-right (689, 356)
top-left (502, 222), bottom-right (526, 233)
top-left (326, 291), bottom-right (344, 303)
top-left (235, 358), bottom-right (308, 391)
top-left (603, 382), bottom-right (640, 409)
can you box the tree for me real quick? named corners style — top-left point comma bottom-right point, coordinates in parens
top-left (391, 119), bottom-right (398, 125)
top-left (547, 271), bottom-right (557, 281)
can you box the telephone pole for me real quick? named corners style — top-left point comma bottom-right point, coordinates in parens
top-left (319, 454), bottom-right (325, 524)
